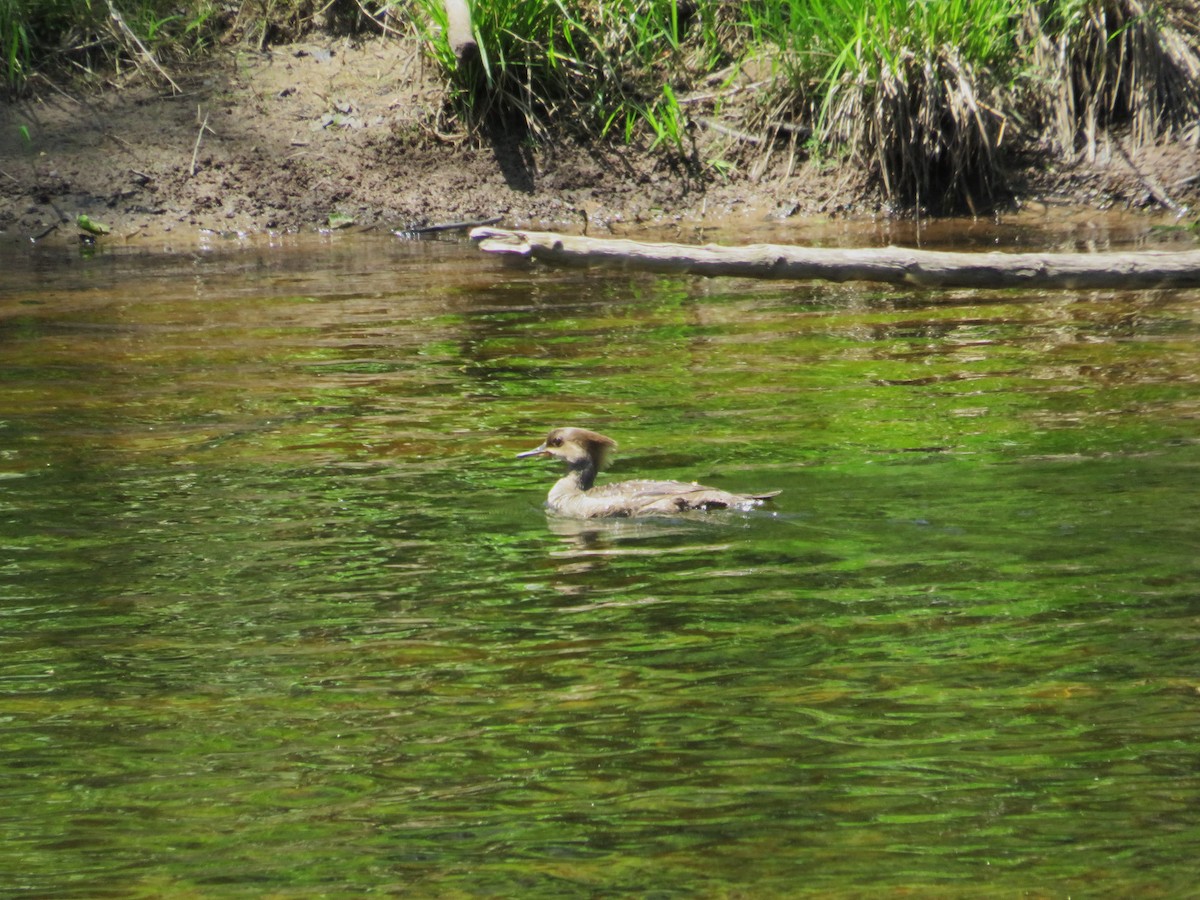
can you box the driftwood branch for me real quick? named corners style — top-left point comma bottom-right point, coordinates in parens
top-left (470, 227), bottom-right (1200, 290)
top-left (443, 0), bottom-right (477, 65)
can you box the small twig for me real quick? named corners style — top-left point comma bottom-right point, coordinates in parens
top-left (695, 117), bottom-right (765, 145)
top-left (105, 131), bottom-right (135, 151)
top-left (677, 79), bottom-right (771, 106)
top-left (417, 117), bottom-right (468, 144)
top-left (704, 117), bottom-right (813, 146)
top-left (351, 0), bottom-right (405, 37)
top-left (396, 216), bottom-right (503, 236)
top-left (190, 108), bottom-right (213, 176)
top-left (0, 166), bottom-right (17, 182)
top-left (104, 0), bottom-right (180, 94)
top-left (29, 72), bottom-right (82, 105)
top-left (1115, 140), bottom-right (1184, 214)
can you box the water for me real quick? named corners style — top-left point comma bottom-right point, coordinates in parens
top-left (1, 225), bottom-right (1198, 896)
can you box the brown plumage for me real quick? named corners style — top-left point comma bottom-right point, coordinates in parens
top-left (516, 427), bottom-right (779, 518)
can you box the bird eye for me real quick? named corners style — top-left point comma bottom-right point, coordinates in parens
top-left (548, 437), bottom-right (562, 447)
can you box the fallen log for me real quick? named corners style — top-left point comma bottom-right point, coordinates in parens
top-left (470, 227), bottom-right (1200, 290)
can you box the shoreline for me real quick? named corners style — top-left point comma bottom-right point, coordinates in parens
top-left (2, 37), bottom-right (1198, 250)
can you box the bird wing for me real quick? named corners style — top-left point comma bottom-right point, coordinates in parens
top-left (589, 480), bottom-right (777, 515)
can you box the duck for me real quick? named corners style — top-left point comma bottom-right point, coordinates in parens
top-left (516, 426), bottom-right (780, 518)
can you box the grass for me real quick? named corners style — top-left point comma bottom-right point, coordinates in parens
top-left (0, 0), bottom-right (351, 91)
top-left (410, 0), bottom-right (1199, 210)
top-left (1, 0), bottom-right (222, 90)
top-left (411, 0), bottom-right (723, 153)
top-left (739, 0), bottom-right (1026, 210)
top-left (5, 0), bottom-right (1199, 212)
top-left (1024, 0), bottom-right (1200, 160)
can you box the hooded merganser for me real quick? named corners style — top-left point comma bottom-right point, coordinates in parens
top-left (516, 427), bottom-right (780, 518)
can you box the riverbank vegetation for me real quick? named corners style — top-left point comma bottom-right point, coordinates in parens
top-left (5, 0), bottom-right (1199, 212)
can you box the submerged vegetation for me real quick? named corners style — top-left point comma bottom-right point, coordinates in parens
top-left (5, 0), bottom-right (1199, 211)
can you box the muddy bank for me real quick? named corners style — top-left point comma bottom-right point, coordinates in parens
top-left (2, 34), bottom-right (1198, 246)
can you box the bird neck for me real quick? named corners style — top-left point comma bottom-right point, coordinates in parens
top-left (551, 458), bottom-right (598, 499)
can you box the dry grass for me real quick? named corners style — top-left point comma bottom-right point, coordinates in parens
top-left (1026, 0), bottom-right (1200, 162)
top-left (704, 0), bottom-right (1200, 211)
top-left (818, 44), bottom-right (1011, 213)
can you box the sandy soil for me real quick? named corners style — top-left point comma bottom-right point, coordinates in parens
top-left (2, 33), bottom-right (1198, 245)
